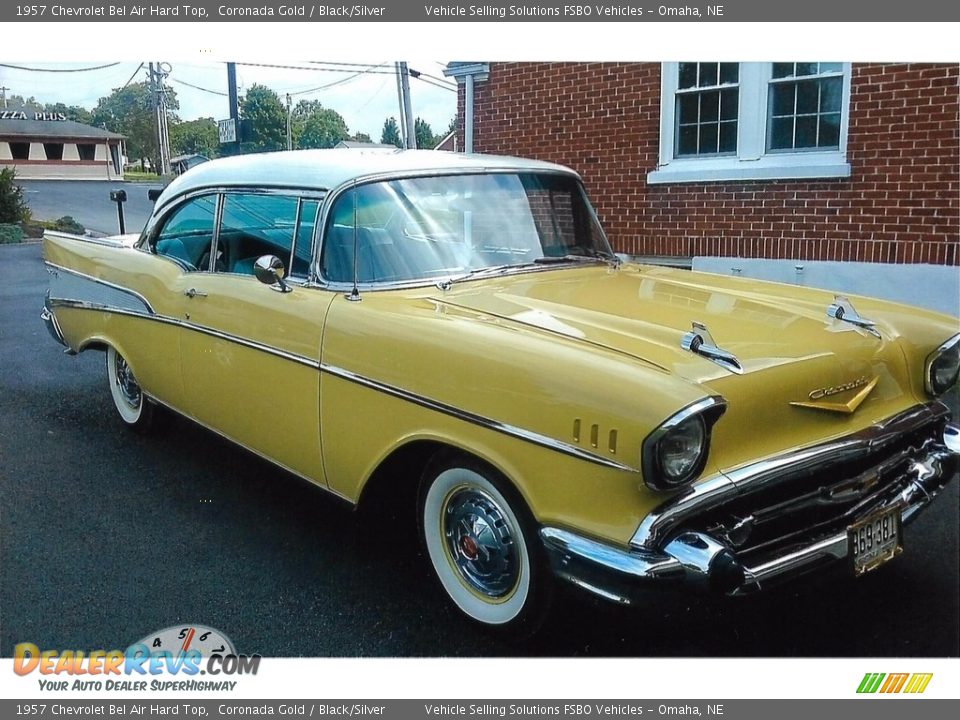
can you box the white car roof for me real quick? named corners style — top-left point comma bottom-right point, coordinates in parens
top-left (154, 149), bottom-right (579, 210)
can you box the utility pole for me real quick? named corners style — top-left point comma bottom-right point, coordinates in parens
top-left (0, 86), bottom-right (9, 109)
top-left (286, 93), bottom-right (293, 151)
top-left (398, 62), bottom-right (416, 149)
top-left (149, 63), bottom-right (171, 175)
top-left (226, 62), bottom-right (239, 155)
top-left (394, 62), bottom-right (407, 147)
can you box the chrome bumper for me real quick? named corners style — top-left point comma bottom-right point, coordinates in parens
top-left (541, 413), bottom-right (959, 605)
top-left (41, 293), bottom-right (68, 348)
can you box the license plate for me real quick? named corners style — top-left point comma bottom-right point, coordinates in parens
top-left (848, 504), bottom-right (903, 576)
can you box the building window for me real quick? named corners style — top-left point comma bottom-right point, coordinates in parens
top-left (9, 142), bottom-right (30, 160)
top-left (768, 62), bottom-right (843, 151)
top-left (676, 62), bottom-right (739, 156)
top-left (43, 143), bottom-right (64, 161)
top-left (77, 143), bottom-right (96, 161)
top-left (649, 62), bottom-right (852, 184)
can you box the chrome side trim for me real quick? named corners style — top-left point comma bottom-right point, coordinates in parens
top-left (45, 262), bottom-right (156, 315)
top-left (320, 363), bottom-right (637, 472)
top-left (631, 402), bottom-right (950, 549)
top-left (45, 299), bottom-right (320, 370)
top-left (41, 293), bottom-right (67, 348)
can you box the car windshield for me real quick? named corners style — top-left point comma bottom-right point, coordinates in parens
top-left (320, 172), bottom-right (615, 284)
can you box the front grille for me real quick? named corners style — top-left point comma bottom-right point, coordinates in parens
top-left (681, 414), bottom-right (947, 567)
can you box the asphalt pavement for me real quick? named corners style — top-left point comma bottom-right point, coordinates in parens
top-left (18, 179), bottom-right (163, 236)
top-left (1, 241), bottom-right (957, 657)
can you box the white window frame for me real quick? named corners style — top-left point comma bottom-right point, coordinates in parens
top-left (648, 62), bottom-right (852, 184)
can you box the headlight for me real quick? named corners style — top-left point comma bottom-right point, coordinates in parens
top-left (925, 334), bottom-right (960, 396)
top-left (642, 397), bottom-right (725, 490)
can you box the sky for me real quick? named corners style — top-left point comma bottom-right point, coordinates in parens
top-left (0, 60), bottom-right (458, 143)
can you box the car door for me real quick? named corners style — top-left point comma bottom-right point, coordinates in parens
top-left (169, 191), bottom-right (332, 485)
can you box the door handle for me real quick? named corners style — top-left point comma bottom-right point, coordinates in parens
top-left (183, 288), bottom-right (208, 298)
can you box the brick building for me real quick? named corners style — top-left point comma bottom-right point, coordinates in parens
top-left (445, 62), bottom-right (959, 314)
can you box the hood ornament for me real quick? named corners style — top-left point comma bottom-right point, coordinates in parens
top-left (826, 296), bottom-right (881, 339)
top-left (681, 322), bottom-right (743, 374)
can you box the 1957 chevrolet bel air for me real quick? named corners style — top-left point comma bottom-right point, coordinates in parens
top-left (42, 149), bottom-right (959, 632)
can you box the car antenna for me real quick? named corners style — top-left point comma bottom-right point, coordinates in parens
top-left (346, 184), bottom-right (361, 302)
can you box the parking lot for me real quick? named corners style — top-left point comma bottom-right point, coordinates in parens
top-left (1, 240), bottom-right (958, 657)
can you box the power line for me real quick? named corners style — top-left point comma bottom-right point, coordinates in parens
top-left (0, 62), bottom-right (122, 73)
top-left (410, 70), bottom-right (456, 88)
top-left (289, 62), bottom-right (390, 97)
top-left (120, 63), bottom-right (145, 90)
top-left (233, 60), bottom-right (396, 75)
top-left (169, 76), bottom-right (228, 97)
top-left (411, 75), bottom-right (458, 93)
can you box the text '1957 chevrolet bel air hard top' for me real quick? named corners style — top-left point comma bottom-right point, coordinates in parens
top-left (41, 149), bottom-right (959, 633)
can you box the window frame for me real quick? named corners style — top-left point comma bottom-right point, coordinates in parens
top-left (648, 62), bottom-right (852, 185)
top-left (142, 187), bottom-right (326, 280)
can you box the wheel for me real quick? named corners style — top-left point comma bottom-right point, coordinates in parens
top-left (419, 453), bottom-right (551, 634)
top-left (106, 346), bottom-right (156, 431)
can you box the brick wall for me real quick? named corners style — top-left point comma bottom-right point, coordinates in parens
top-left (459, 62), bottom-right (959, 265)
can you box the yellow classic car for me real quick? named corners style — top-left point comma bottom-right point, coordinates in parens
top-left (42, 149), bottom-right (959, 632)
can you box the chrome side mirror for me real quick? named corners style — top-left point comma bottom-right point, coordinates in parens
top-left (253, 255), bottom-right (291, 293)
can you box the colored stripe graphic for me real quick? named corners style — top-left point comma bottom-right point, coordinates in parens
top-left (857, 672), bottom-right (932, 694)
top-left (857, 673), bottom-right (885, 693)
top-left (903, 673), bottom-right (933, 694)
top-left (880, 673), bottom-right (909, 693)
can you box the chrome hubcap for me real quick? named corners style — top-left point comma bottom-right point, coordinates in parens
top-left (443, 487), bottom-right (519, 598)
top-left (114, 354), bottom-right (141, 409)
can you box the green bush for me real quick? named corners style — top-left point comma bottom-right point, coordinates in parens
top-left (53, 216), bottom-right (85, 235)
top-left (0, 223), bottom-right (25, 244)
top-left (0, 168), bottom-right (30, 225)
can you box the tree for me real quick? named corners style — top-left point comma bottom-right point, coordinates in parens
top-left (350, 132), bottom-right (372, 143)
top-left (0, 168), bottom-right (30, 225)
top-left (239, 84), bottom-right (286, 152)
top-left (43, 102), bottom-right (93, 126)
top-left (414, 117), bottom-right (437, 150)
top-left (296, 107), bottom-right (349, 149)
top-left (170, 117), bottom-right (219, 158)
top-left (90, 82), bottom-right (179, 167)
top-left (381, 117), bottom-right (402, 148)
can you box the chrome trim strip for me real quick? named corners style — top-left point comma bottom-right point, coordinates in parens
top-left (631, 401), bottom-right (950, 549)
top-left (924, 332), bottom-right (960, 396)
top-left (45, 262), bottom-right (156, 315)
top-left (320, 363), bottom-right (637, 472)
top-left (46, 300), bottom-right (320, 370)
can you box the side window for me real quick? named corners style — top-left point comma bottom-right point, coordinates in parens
top-left (155, 194), bottom-right (217, 271)
top-left (216, 193), bottom-right (299, 276)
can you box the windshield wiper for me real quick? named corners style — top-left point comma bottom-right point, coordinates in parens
top-left (533, 251), bottom-right (618, 265)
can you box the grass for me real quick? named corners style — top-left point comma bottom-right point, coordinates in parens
top-left (123, 170), bottom-right (171, 183)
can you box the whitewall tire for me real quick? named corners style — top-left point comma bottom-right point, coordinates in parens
top-left (106, 346), bottom-right (155, 431)
top-left (419, 455), bottom-right (550, 633)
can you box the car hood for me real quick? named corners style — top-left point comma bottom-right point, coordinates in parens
top-left (435, 264), bottom-right (920, 471)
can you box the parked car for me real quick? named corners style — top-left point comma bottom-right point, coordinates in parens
top-left (42, 149), bottom-right (959, 632)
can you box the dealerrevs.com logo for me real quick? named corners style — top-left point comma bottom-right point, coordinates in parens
top-left (13, 625), bottom-right (260, 692)
top-left (856, 672), bottom-right (933, 694)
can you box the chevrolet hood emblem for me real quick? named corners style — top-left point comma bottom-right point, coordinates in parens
top-left (790, 376), bottom-right (879, 414)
